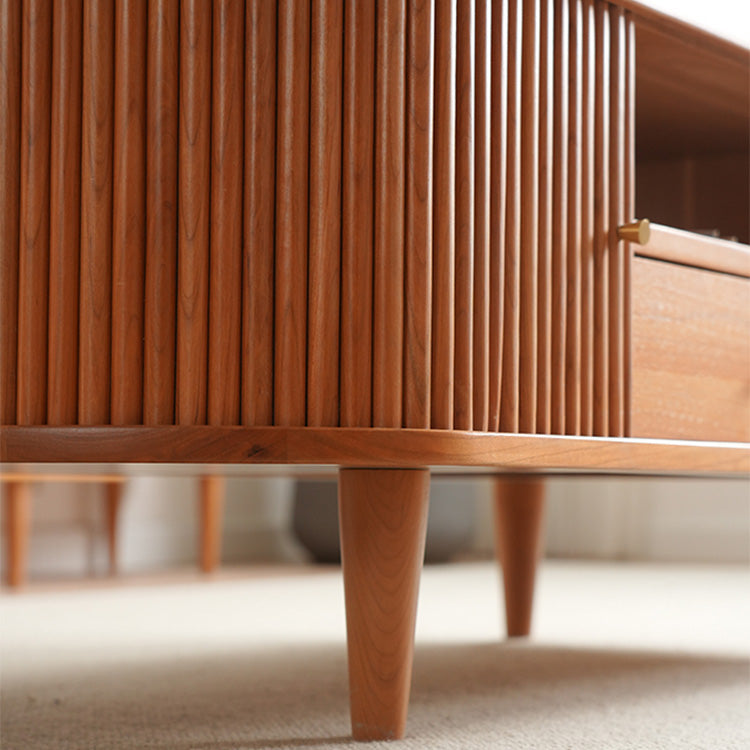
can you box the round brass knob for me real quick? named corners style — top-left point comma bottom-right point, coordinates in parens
top-left (617, 218), bottom-right (650, 245)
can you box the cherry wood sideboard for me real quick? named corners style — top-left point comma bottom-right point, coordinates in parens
top-left (1, 0), bottom-right (748, 741)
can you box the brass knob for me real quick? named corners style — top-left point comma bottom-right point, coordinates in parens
top-left (617, 218), bottom-right (650, 245)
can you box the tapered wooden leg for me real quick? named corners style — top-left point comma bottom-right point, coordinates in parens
top-left (494, 477), bottom-right (546, 637)
top-left (105, 482), bottom-right (123, 576)
top-left (3, 481), bottom-right (32, 587)
top-left (338, 468), bottom-right (430, 741)
top-left (199, 476), bottom-right (225, 573)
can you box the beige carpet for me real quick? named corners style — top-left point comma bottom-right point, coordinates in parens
top-left (1, 561), bottom-right (748, 749)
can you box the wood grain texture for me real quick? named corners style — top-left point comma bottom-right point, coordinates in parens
top-left (473, 0), bottom-right (490, 432)
top-left (208, 0), bottom-right (243, 426)
top-left (608, 6), bottom-right (625, 437)
top-left (177, 0), bottom-right (211, 426)
top-left (274, 0), bottom-right (310, 426)
top-left (518, 0), bottom-right (539, 435)
top-left (144, 0), bottom-right (178, 425)
top-left (242, 0), bottom-right (276, 426)
top-left (111, 0), bottom-right (146, 426)
top-left (404, 0), bottom-right (434, 429)
top-left (535, 0), bottom-right (553, 435)
top-left (339, 468), bottom-right (429, 740)
top-left (631, 257), bottom-right (750, 443)
top-left (3, 425), bottom-right (748, 474)
top-left (636, 225), bottom-right (750, 279)
top-left (17, 0), bottom-right (52, 426)
top-left (499, 0), bottom-right (521, 433)
top-left (3, 480), bottom-right (31, 586)
top-left (431, 0), bottom-right (456, 430)
top-left (454, 0), bottom-right (474, 432)
top-left (307, 0), bottom-right (342, 427)
top-left (199, 475), bottom-right (224, 573)
top-left (565, 0), bottom-right (582, 435)
top-left (0, 0), bottom-right (21, 425)
top-left (47, 0), bottom-right (82, 426)
top-left (623, 11), bottom-right (634, 437)
top-left (593, 0), bottom-right (609, 436)
top-left (373, 0), bottom-right (406, 428)
top-left (488, 0), bottom-right (508, 432)
top-left (580, 0), bottom-right (595, 436)
top-left (550, 0), bottom-right (568, 435)
top-left (340, 0), bottom-right (374, 428)
top-left (494, 477), bottom-right (545, 636)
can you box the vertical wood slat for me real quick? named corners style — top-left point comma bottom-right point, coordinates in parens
top-left (565, 0), bottom-right (582, 435)
top-left (0, 0), bottom-right (21, 424)
top-left (580, 0), bottom-right (595, 435)
top-left (144, 0), bottom-right (178, 425)
top-left (275, 0), bottom-right (310, 426)
top-left (519, 0), bottom-right (539, 434)
top-left (608, 5), bottom-right (625, 437)
top-left (307, 0), bottom-right (342, 427)
top-left (79, 0), bottom-right (113, 425)
top-left (373, 0), bottom-right (406, 428)
top-left (177, 0), bottom-right (211, 426)
top-left (473, 0), bottom-right (490, 432)
top-left (17, 0), bottom-right (52, 426)
top-left (550, 0), bottom-right (568, 435)
top-left (208, 0), bottom-right (243, 426)
top-left (536, 0), bottom-right (553, 434)
top-left (499, 0), bottom-right (521, 433)
top-left (404, 0), bottom-right (434, 429)
top-left (48, 0), bottom-right (82, 425)
top-left (454, 0), bottom-right (475, 432)
top-left (341, 0), bottom-right (375, 428)
top-left (111, 0), bottom-right (145, 425)
top-left (431, 0), bottom-right (456, 430)
top-left (488, 0), bottom-right (508, 432)
top-left (623, 12), bottom-right (635, 438)
top-left (593, 0), bottom-right (610, 436)
top-left (242, 0), bottom-right (276, 426)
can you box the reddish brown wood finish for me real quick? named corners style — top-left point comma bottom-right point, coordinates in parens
top-left (339, 468), bottom-right (430, 740)
top-left (340, 0), bottom-right (375, 429)
top-left (105, 481), bottom-right (122, 575)
top-left (18, 0), bottom-right (52, 426)
top-left (550, 0), bottom-right (568, 435)
top-left (431, 0), bottom-right (456, 430)
top-left (500, 0), bottom-right (522, 433)
top-left (48, 0), bottom-right (83, 427)
top-left (494, 477), bottom-right (546, 636)
top-left (307, 0), bottom-right (342, 428)
top-left (404, 0), bottom-right (434, 430)
top-left (0, 0), bottom-right (21, 425)
top-left (565, 0), bottom-right (582, 435)
top-left (373, 0), bottom-right (406, 429)
top-left (208, 0), bottom-right (243, 426)
top-left (488, 0), bottom-right (508, 432)
top-left (519, 0), bottom-right (539, 435)
top-left (177, 0), bottom-right (211, 426)
top-left (454, 0), bottom-right (475, 432)
top-left (111, 0), bottom-right (146, 426)
top-left (275, 0), bottom-right (310, 426)
top-left (623, 11), bottom-right (634, 438)
top-left (144, 0), bottom-right (177, 425)
top-left (199, 475), bottom-right (225, 573)
top-left (3, 480), bottom-right (31, 587)
top-left (242, 0), bottom-right (276, 427)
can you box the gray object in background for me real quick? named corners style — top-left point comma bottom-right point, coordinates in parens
top-left (292, 479), bottom-right (476, 564)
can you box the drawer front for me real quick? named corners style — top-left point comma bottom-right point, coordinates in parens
top-left (632, 257), bottom-right (750, 442)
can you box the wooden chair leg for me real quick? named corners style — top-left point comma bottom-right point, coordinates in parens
top-left (199, 476), bottom-right (225, 573)
top-left (105, 482), bottom-right (123, 576)
top-left (3, 481), bottom-right (32, 587)
top-left (338, 468), bottom-right (430, 741)
top-left (493, 477), bottom-right (546, 638)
